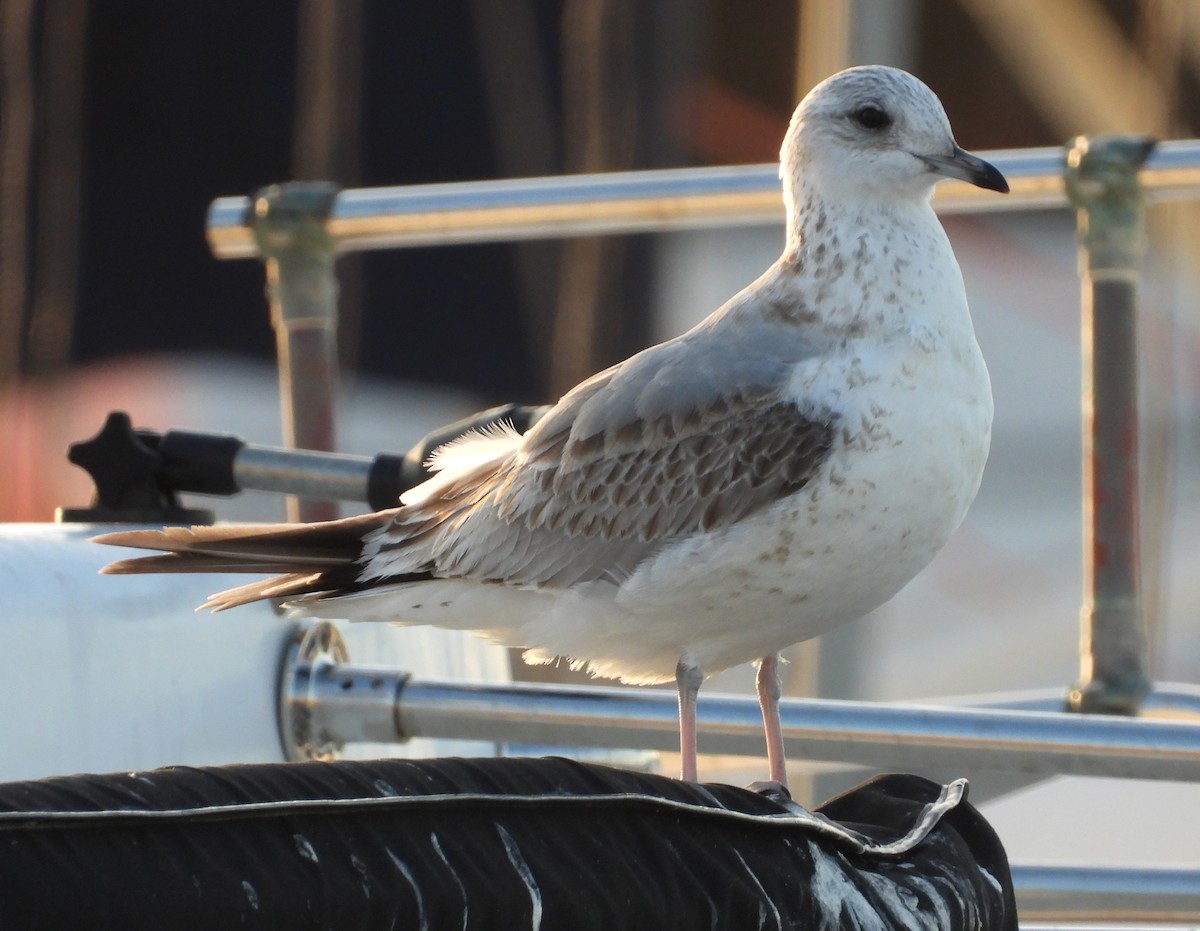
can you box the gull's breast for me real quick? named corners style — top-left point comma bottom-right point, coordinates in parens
top-left (609, 326), bottom-right (992, 676)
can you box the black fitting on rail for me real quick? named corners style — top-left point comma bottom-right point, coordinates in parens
top-left (59, 404), bottom-right (549, 523)
top-left (58, 412), bottom-right (217, 524)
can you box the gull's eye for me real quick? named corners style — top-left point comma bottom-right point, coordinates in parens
top-left (852, 104), bottom-right (891, 131)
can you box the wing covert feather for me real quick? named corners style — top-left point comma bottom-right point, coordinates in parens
top-left (368, 323), bottom-right (837, 588)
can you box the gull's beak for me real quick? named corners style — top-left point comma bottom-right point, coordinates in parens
top-left (919, 145), bottom-right (1009, 194)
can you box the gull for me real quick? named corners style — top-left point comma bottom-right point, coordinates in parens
top-left (96, 66), bottom-right (1007, 786)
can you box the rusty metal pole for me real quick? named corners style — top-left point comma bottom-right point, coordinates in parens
top-left (250, 182), bottom-right (342, 523)
top-left (1064, 135), bottom-right (1156, 715)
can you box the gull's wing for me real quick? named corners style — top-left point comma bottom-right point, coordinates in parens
top-left (364, 314), bottom-right (838, 589)
top-left (94, 297), bottom-right (840, 606)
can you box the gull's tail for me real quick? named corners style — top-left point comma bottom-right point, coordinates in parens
top-left (93, 510), bottom-right (402, 611)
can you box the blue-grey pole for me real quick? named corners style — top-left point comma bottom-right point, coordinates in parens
top-left (1063, 136), bottom-right (1156, 714)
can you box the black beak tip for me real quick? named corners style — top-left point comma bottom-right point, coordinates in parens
top-left (927, 149), bottom-right (1010, 194)
top-left (963, 150), bottom-right (1009, 194)
top-left (979, 162), bottom-right (1010, 195)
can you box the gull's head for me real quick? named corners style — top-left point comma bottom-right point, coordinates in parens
top-left (781, 65), bottom-right (1007, 209)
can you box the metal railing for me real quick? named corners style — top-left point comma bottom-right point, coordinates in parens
top-left (208, 138), bottom-right (1200, 926)
top-left (282, 622), bottom-right (1200, 781)
top-left (207, 140), bottom-right (1200, 256)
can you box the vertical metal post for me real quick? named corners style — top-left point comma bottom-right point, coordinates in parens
top-left (250, 182), bottom-right (342, 522)
top-left (1063, 135), bottom-right (1155, 714)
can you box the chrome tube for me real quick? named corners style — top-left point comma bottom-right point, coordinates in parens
top-left (393, 678), bottom-right (1200, 780)
top-left (1015, 927), bottom-right (1189, 931)
top-left (233, 444), bottom-right (374, 503)
top-left (208, 165), bottom-right (784, 258)
top-left (278, 626), bottom-right (1200, 775)
top-left (275, 626), bottom-right (1199, 780)
top-left (207, 140), bottom-right (1200, 259)
top-left (1011, 863), bottom-right (1200, 923)
top-left (1016, 926), bottom-right (1196, 931)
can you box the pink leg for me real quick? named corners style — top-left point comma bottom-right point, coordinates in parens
top-left (675, 661), bottom-right (703, 782)
top-left (756, 653), bottom-right (788, 787)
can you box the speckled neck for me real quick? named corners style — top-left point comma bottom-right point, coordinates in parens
top-left (766, 178), bottom-right (966, 343)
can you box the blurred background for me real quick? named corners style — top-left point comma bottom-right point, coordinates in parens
top-left (3, 0), bottom-right (1198, 510)
top-left (3, 0), bottom-right (1200, 861)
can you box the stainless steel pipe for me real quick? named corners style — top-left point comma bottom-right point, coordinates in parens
top-left (280, 623), bottom-right (1200, 780)
top-left (395, 678), bottom-right (1200, 780)
top-left (233, 444), bottom-right (376, 504)
top-left (1011, 863), bottom-right (1200, 923)
top-left (208, 140), bottom-right (1200, 259)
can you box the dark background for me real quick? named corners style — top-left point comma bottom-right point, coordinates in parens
top-left (2, 0), bottom-right (1063, 408)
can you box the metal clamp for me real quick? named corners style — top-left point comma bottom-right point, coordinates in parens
top-left (278, 621), bottom-right (409, 761)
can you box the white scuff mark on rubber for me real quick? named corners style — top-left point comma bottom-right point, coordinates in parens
top-left (808, 843), bottom-right (889, 931)
top-left (496, 824), bottom-right (543, 930)
top-left (430, 831), bottom-right (468, 931)
top-left (293, 834), bottom-right (319, 863)
top-left (978, 865), bottom-right (1002, 898)
top-left (350, 853), bottom-right (372, 899)
top-left (373, 778), bottom-right (398, 796)
top-left (386, 848), bottom-right (428, 931)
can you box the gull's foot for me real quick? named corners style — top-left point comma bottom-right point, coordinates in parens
top-left (746, 780), bottom-right (792, 804)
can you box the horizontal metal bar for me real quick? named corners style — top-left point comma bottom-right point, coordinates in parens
top-left (233, 445), bottom-right (375, 502)
top-left (932, 682), bottom-right (1200, 718)
top-left (1018, 926), bottom-right (1199, 931)
top-left (287, 652), bottom-right (1200, 779)
top-left (283, 621), bottom-right (1200, 777)
top-left (396, 678), bottom-right (1200, 779)
top-left (207, 140), bottom-right (1200, 259)
top-left (151, 406), bottom-right (547, 510)
top-left (1142, 682), bottom-right (1200, 716)
top-left (1012, 863), bottom-right (1200, 923)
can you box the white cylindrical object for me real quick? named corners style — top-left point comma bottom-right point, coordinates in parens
top-left (0, 524), bottom-right (513, 781)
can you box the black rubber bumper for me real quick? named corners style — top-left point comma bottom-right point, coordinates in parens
top-left (0, 756), bottom-right (1017, 930)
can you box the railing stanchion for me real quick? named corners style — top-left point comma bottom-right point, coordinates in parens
top-left (1064, 135), bottom-right (1156, 714)
top-left (249, 182), bottom-right (343, 522)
